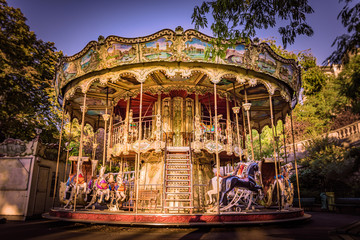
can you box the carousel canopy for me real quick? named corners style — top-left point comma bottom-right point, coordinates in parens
top-left (54, 27), bottom-right (301, 131)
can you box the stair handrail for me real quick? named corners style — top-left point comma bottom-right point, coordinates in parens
top-left (188, 131), bottom-right (194, 211)
top-left (162, 132), bottom-right (168, 213)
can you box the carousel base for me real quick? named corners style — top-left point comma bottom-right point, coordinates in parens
top-left (43, 207), bottom-right (310, 227)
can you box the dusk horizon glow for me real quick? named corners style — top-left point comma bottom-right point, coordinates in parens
top-left (8, 0), bottom-right (346, 64)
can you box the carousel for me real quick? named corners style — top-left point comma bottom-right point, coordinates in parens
top-left (45, 27), bottom-right (309, 226)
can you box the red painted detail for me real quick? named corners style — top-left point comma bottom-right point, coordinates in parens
top-left (49, 209), bottom-right (304, 224)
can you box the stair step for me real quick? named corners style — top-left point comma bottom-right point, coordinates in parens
top-left (166, 173), bottom-right (191, 176)
top-left (166, 179), bottom-right (190, 182)
top-left (166, 163), bottom-right (190, 166)
top-left (166, 169), bottom-right (190, 172)
top-left (164, 199), bottom-right (191, 202)
top-left (164, 206), bottom-right (194, 209)
top-left (167, 159), bottom-right (189, 161)
top-left (166, 185), bottom-right (191, 188)
top-left (167, 147), bottom-right (190, 152)
top-left (165, 192), bottom-right (191, 194)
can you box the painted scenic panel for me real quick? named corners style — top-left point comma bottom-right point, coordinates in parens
top-left (183, 38), bottom-right (212, 60)
top-left (257, 52), bottom-right (276, 74)
top-left (225, 44), bottom-right (245, 64)
top-left (143, 38), bottom-right (173, 60)
top-left (279, 64), bottom-right (294, 82)
top-left (107, 43), bottom-right (136, 65)
top-left (63, 62), bottom-right (77, 80)
top-left (81, 49), bottom-right (100, 72)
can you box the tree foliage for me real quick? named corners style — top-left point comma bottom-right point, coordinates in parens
top-left (297, 137), bottom-right (360, 196)
top-left (192, 0), bottom-right (314, 48)
top-left (0, 0), bottom-right (61, 142)
top-left (337, 55), bottom-right (360, 114)
top-left (326, 0), bottom-right (360, 64)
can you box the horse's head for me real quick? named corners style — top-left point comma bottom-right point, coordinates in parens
top-left (282, 163), bottom-right (293, 177)
top-left (247, 162), bottom-right (259, 177)
top-left (99, 166), bottom-right (106, 178)
top-left (116, 174), bottom-right (123, 184)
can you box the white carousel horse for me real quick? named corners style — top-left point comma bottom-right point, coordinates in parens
top-left (85, 166), bottom-right (110, 209)
top-left (114, 173), bottom-right (127, 203)
top-left (63, 159), bottom-right (87, 208)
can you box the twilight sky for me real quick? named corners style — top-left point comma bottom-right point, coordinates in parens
top-left (8, 0), bottom-right (346, 64)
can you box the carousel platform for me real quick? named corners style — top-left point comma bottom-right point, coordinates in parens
top-left (43, 208), bottom-right (310, 227)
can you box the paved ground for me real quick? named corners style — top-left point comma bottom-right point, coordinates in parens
top-left (0, 212), bottom-right (359, 240)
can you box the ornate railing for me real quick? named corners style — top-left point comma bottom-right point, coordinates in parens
top-left (111, 113), bottom-right (242, 155)
top-left (286, 121), bottom-right (360, 153)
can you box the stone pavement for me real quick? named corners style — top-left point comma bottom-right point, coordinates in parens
top-left (0, 211), bottom-right (359, 240)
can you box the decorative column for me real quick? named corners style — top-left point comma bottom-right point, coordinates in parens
top-left (52, 98), bottom-right (66, 207)
top-left (269, 94), bottom-right (281, 210)
top-left (290, 111), bottom-right (301, 208)
top-left (74, 93), bottom-right (87, 211)
top-left (155, 92), bottom-right (162, 153)
top-left (193, 93), bottom-right (202, 153)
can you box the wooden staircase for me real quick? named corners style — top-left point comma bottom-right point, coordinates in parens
top-left (163, 147), bottom-right (193, 213)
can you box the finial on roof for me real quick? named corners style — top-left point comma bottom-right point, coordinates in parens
top-left (175, 26), bottom-right (184, 35)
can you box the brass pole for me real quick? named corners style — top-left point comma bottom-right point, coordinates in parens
top-left (290, 111), bottom-right (301, 208)
top-left (64, 115), bottom-right (73, 182)
top-left (232, 83), bottom-right (242, 161)
top-left (136, 82), bottom-right (143, 213)
top-left (259, 123), bottom-right (262, 160)
top-left (269, 94), bottom-right (281, 210)
top-left (241, 106), bottom-right (248, 160)
top-left (52, 98), bottom-right (66, 207)
top-left (282, 114), bottom-right (288, 163)
top-left (74, 93), bottom-right (87, 211)
top-left (108, 106), bottom-right (114, 171)
top-left (102, 88), bottom-right (110, 166)
top-left (214, 82), bottom-right (220, 214)
top-left (244, 86), bottom-right (255, 161)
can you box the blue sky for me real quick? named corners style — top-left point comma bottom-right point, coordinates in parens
top-left (8, 0), bottom-right (346, 64)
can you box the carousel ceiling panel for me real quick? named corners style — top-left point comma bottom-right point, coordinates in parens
top-left (57, 28), bottom-right (300, 129)
top-left (55, 28), bottom-right (301, 102)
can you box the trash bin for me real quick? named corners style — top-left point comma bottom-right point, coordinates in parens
top-left (326, 192), bottom-right (335, 211)
top-left (320, 192), bottom-right (327, 210)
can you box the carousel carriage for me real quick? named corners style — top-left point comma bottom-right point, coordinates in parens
top-left (51, 27), bottom-right (302, 223)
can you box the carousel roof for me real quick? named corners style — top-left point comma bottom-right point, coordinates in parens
top-left (54, 27), bottom-right (301, 131)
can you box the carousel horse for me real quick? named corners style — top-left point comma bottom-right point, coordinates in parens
top-left (114, 173), bottom-right (127, 203)
top-left (207, 162), bottom-right (248, 204)
top-left (85, 166), bottom-right (110, 209)
top-left (219, 162), bottom-right (262, 207)
top-left (63, 159), bottom-right (88, 208)
top-left (265, 162), bottom-right (294, 209)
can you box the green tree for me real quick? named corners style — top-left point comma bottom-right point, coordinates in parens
top-left (192, 0), bottom-right (314, 48)
top-left (337, 55), bottom-right (360, 114)
top-left (0, 0), bottom-right (61, 142)
top-left (297, 137), bottom-right (360, 196)
top-left (327, 0), bottom-right (360, 64)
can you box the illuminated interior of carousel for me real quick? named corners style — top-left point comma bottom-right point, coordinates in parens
top-left (48, 27), bottom-right (305, 224)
